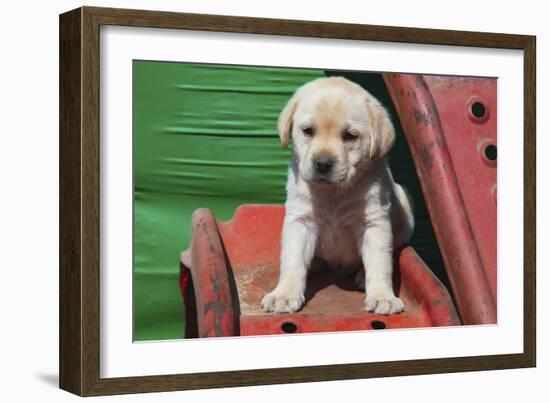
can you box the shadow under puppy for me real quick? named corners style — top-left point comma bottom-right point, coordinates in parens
top-left (262, 77), bottom-right (414, 315)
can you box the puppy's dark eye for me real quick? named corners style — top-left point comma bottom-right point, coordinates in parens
top-left (302, 127), bottom-right (315, 137)
top-left (343, 131), bottom-right (358, 142)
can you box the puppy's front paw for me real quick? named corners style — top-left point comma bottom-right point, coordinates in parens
top-left (365, 291), bottom-right (404, 315)
top-left (261, 289), bottom-right (305, 313)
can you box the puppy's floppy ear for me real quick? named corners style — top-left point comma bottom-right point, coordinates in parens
top-left (278, 92), bottom-right (300, 149)
top-left (367, 100), bottom-right (396, 160)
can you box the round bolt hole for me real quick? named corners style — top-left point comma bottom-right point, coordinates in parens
top-left (371, 320), bottom-right (386, 330)
top-left (471, 101), bottom-right (486, 118)
top-left (281, 321), bottom-right (298, 333)
top-left (484, 144), bottom-right (497, 161)
top-left (467, 98), bottom-right (490, 123)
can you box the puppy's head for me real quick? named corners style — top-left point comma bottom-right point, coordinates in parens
top-left (278, 77), bottom-right (395, 185)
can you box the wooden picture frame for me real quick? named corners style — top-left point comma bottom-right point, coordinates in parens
top-left (59, 6), bottom-right (536, 396)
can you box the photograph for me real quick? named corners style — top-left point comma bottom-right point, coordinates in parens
top-left (56, 5), bottom-right (536, 396)
top-left (132, 61), bottom-right (497, 341)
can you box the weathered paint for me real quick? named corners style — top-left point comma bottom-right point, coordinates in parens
top-left (181, 209), bottom-right (238, 337)
top-left (383, 74), bottom-right (497, 325)
top-left (180, 205), bottom-right (460, 337)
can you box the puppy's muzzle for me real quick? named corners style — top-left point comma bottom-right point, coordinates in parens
top-left (314, 155), bottom-right (334, 175)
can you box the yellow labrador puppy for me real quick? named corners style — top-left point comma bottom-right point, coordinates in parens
top-left (261, 77), bottom-right (414, 315)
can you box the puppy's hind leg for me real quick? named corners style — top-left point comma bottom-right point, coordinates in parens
top-left (392, 183), bottom-right (415, 248)
top-left (261, 218), bottom-right (317, 313)
top-left (354, 267), bottom-right (365, 290)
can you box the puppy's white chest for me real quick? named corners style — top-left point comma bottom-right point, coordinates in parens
top-left (314, 201), bottom-right (364, 268)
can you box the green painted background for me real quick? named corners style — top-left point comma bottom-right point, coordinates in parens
top-left (133, 61), bottom-right (449, 342)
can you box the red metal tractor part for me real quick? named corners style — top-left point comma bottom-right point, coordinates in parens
top-left (180, 205), bottom-right (460, 338)
top-left (383, 74), bottom-right (497, 325)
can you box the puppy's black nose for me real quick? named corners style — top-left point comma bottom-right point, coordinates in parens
top-left (314, 155), bottom-right (334, 174)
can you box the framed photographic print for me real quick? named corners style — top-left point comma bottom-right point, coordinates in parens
top-left (59, 6), bottom-right (536, 396)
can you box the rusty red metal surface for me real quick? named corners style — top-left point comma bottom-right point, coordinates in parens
top-left (383, 74), bottom-right (497, 325)
top-left (180, 205), bottom-right (460, 337)
top-left (180, 208), bottom-right (237, 338)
